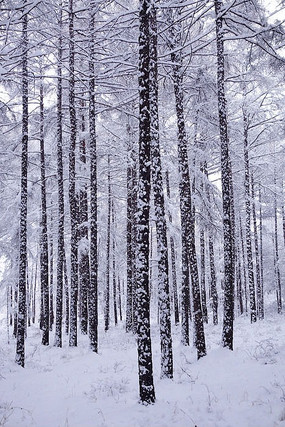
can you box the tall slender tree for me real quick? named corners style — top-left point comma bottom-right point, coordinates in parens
top-left (136, 0), bottom-right (155, 404)
top-left (149, 3), bottom-right (173, 379)
top-left (89, 0), bottom-right (98, 352)
top-left (39, 76), bottom-right (49, 346)
top-left (68, 0), bottom-right (79, 347)
top-left (16, 0), bottom-right (29, 367)
top-left (167, 7), bottom-right (206, 359)
top-left (214, 0), bottom-right (235, 349)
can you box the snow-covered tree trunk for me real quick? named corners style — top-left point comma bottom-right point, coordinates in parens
top-left (68, 0), bottom-right (79, 347)
top-left (274, 171), bottom-right (282, 313)
top-left (54, 2), bottom-right (64, 348)
top-left (78, 109), bottom-right (90, 335)
top-left (39, 77), bottom-right (49, 346)
top-left (243, 112), bottom-right (256, 323)
top-left (112, 200), bottom-right (118, 326)
top-left (251, 173), bottom-right (262, 319)
top-left (149, 4), bottom-right (173, 379)
top-left (259, 185), bottom-right (264, 319)
top-left (214, 0), bottom-right (235, 349)
top-left (89, 0), bottom-right (98, 352)
top-left (168, 8), bottom-right (206, 359)
top-left (104, 154), bottom-right (111, 332)
top-left (126, 130), bottom-right (137, 333)
top-left (165, 170), bottom-right (179, 325)
top-left (49, 210), bottom-right (54, 331)
top-left (16, 0), bottom-right (28, 367)
top-left (136, 0), bottom-right (155, 404)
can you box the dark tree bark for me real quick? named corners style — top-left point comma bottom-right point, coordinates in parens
top-left (54, 3), bottom-right (64, 347)
top-left (236, 242), bottom-right (243, 316)
top-left (49, 209), bottom-right (54, 331)
top-left (165, 171), bottom-right (179, 325)
top-left (181, 240), bottom-right (190, 345)
top-left (118, 276), bottom-right (123, 322)
top-left (136, 0), bottom-right (155, 404)
top-left (89, 0), bottom-right (98, 352)
top-left (251, 173), bottom-right (262, 319)
top-left (243, 112), bottom-right (256, 323)
top-left (214, 0), bottom-right (235, 349)
top-left (16, 0), bottom-right (28, 367)
top-left (112, 200), bottom-right (118, 326)
top-left (32, 257), bottom-right (37, 324)
top-left (13, 283), bottom-right (18, 338)
top-left (239, 216), bottom-right (248, 314)
top-left (209, 234), bottom-right (218, 325)
top-left (259, 185), bottom-right (264, 319)
top-left (126, 133), bottom-right (137, 333)
top-left (68, 0), bottom-right (79, 347)
top-left (200, 228), bottom-right (208, 324)
top-left (63, 253), bottom-right (69, 335)
top-left (105, 154), bottom-right (111, 332)
top-left (39, 77), bottom-right (49, 346)
top-left (78, 101), bottom-right (90, 335)
top-left (274, 172), bottom-right (282, 313)
top-left (167, 8), bottom-right (206, 359)
top-left (149, 4), bottom-right (173, 379)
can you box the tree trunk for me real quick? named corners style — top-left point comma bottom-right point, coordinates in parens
top-left (68, 0), bottom-right (79, 347)
top-left (167, 7), bottom-right (206, 359)
top-left (39, 77), bottom-right (49, 346)
top-left (112, 200), bottom-right (118, 326)
top-left (165, 171), bottom-right (179, 325)
top-left (78, 101), bottom-right (90, 335)
top-left (259, 185), bottom-right (264, 319)
top-left (214, 0), bottom-right (235, 349)
top-left (49, 209), bottom-right (54, 331)
top-left (105, 154), bottom-right (111, 331)
top-left (54, 3), bottom-right (64, 347)
top-left (274, 172), bottom-right (282, 313)
top-left (243, 112), bottom-right (256, 323)
top-left (149, 5), bottom-right (173, 379)
top-left (89, 0), bottom-right (98, 352)
top-left (16, 0), bottom-right (28, 367)
top-left (136, 0), bottom-right (155, 404)
top-left (251, 173), bottom-right (262, 319)
top-left (126, 132), bottom-right (137, 333)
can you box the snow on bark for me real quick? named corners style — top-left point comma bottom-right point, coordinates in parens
top-left (16, 0), bottom-right (28, 368)
top-left (136, 0), bottom-right (155, 404)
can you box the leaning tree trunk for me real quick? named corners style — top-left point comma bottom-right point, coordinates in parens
top-left (68, 0), bottom-right (79, 347)
top-left (16, 0), bottom-right (28, 367)
top-left (88, 0), bottom-right (98, 352)
top-left (39, 76), bottom-right (49, 346)
top-left (149, 4), bottom-right (173, 379)
top-left (214, 0), bottom-right (235, 349)
top-left (136, 0), bottom-right (155, 404)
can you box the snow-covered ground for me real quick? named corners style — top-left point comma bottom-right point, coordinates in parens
top-left (1, 310), bottom-right (285, 427)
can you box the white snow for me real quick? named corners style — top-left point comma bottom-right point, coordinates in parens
top-left (1, 312), bottom-right (285, 427)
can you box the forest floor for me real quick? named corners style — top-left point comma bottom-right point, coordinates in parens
top-left (1, 304), bottom-right (285, 427)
